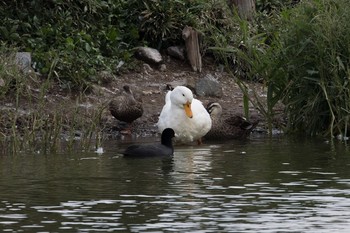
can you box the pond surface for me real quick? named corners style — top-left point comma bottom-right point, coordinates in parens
top-left (0, 136), bottom-right (350, 232)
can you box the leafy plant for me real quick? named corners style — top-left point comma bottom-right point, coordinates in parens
top-left (0, 0), bottom-right (140, 90)
top-left (139, 0), bottom-right (184, 49)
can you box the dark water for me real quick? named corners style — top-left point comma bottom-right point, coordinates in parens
top-left (1, 136), bottom-right (350, 232)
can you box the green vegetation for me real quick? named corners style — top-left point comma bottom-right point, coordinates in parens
top-left (0, 0), bottom-right (290, 89)
top-left (241, 0), bottom-right (350, 137)
top-left (275, 0), bottom-right (350, 137)
top-left (209, 0), bottom-right (350, 138)
top-left (1, 1), bottom-right (135, 90)
top-left (1, 0), bottom-right (350, 153)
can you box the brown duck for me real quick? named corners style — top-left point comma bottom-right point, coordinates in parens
top-left (109, 85), bottom-right (143, 134)
top-left (204, 102), bottom-right (258, 140)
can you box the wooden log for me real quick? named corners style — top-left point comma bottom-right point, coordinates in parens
top-left (182, 26), bottom-right (202, 73)
top-left (228, 0), bottom-right (256, 21)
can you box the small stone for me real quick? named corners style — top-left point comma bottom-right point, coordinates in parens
top-left (167, 46), bottom-right (186, 60)
top-left (195, 74), bottom-right (223, 97)
top-left (135, 47), bottom-right (163, 65)
top-left (15, 52), bottom-right (32, 73)
top-left (159, 64), bottom-right (167, 72)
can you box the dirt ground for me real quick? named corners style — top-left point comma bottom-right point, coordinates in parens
top-left (99, 56), bottom-right (273, 139)
top-left (1, 55), bottom-right (281, 144)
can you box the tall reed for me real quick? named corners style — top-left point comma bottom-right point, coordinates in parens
top-left (266, 0), bottom-right (350, 137)
top-left (208, 9), bottom-right (281, 134)
top-left (211, 0), bottom-right (350, 137)
top-left (0, 49), bottom-right (106, 154)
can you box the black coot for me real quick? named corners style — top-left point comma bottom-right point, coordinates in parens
top-left (123, 128), bottom-right (175, 157)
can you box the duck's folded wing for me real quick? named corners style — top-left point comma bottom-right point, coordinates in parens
top-left (225, 116), bottom-right (257, 130)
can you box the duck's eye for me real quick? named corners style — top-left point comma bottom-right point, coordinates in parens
top-left (182, 94), bottom-right (185, 97)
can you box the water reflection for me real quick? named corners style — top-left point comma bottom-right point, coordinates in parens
top-left (0, 137), bottom-right (350, 232)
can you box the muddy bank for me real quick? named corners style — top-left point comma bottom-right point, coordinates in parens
top-left (99, 57), bottom-right (282, 139)
top-left (0, 57), bottom-right (284, 146)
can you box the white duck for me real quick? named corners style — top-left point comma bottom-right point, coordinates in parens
top-left (157, 86), bottom-right (212, 144)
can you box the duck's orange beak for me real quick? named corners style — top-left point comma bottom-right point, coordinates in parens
top-left (184, 101), bottom-right (193, 118)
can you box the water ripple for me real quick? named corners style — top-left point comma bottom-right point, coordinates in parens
top-left (1, 138), bottom-right (350, 232)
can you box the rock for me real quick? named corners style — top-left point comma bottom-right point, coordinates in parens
top-left (165, 79), bottom-right (196, 93)
top-left (135, 47), bottom-right (163, 65)
top-left (159, 64), bottom-right (167, 72)
top-left (167, 46), bottom-right (186, 60)
top-left (166, 79), bottom-right (188, 90)
top-left (15, 52), bottom-right (31, 73)
top-left (195, 74), bottom-right (223, 97)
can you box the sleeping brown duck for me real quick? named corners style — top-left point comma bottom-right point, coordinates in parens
top-left (204, 102), bottom-right (258, 140)
top-left (109, 85), bottom-right (143, 134)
